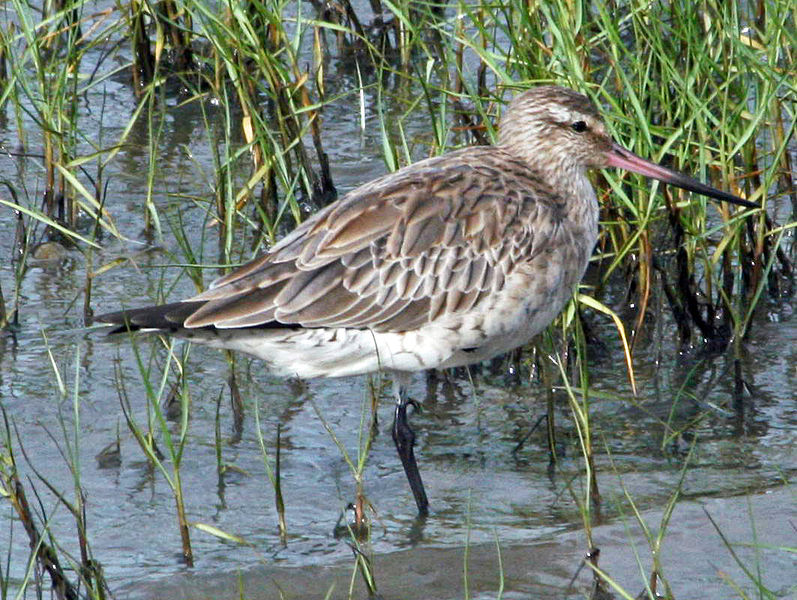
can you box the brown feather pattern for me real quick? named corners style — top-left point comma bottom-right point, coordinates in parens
top-left (176, 147), bottom-right (560, 333)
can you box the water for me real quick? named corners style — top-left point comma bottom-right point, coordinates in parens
top-left (124, 487), bottom-right (795, 599)
top-left (0, 16), bottom-right (795, 600)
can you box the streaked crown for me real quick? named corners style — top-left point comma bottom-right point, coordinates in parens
top-left (497, 86), bottom-right (613, 171)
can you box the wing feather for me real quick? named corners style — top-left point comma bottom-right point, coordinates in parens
top-left (180, 148), bottom-right (560, 333)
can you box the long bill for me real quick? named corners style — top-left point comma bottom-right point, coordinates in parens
top-left (606, 143), bottom-right (758, 209)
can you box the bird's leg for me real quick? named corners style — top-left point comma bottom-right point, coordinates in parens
top-left (391, 383), bottom-right (429, 515)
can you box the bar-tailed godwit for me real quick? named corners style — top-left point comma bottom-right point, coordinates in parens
top-left (99, 85), bottom-right (756, 514)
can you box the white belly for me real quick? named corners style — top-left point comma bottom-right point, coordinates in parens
top-left (179, 232), bottom-right (594, 379)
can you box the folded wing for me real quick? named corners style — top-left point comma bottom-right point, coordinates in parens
top-left (101, 148), bottom-right (558, 334)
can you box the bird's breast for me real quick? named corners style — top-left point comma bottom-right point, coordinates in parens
top-left (434, 209), bottom-right (598, 368)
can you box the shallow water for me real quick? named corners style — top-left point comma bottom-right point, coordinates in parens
top-left (0, 15), bottom-right (795, 600)
top-left (123, 487), bottom-right (796, 599)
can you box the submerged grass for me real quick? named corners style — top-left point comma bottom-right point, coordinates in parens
top-left (0, 0), bottom-right (794, 597)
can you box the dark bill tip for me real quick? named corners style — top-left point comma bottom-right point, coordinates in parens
top-left (606, 143), bottom-right (758, 209)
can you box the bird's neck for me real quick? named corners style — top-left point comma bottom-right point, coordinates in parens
top-left (497, 142), bottom-right (600, 233)
top-left (539, 161), bottom-right (600, 228)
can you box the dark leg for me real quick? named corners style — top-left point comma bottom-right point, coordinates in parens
top-left (391, 385), bottom-right (429, 515)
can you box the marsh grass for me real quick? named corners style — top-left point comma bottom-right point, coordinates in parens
top-left (117, 336), bottom-right (195, 565)
top-left (312, 377), bottom-right (380, 535)
top-left (310, 378), bottom-right (384, 596)
top-left (704, 498), bottom-right (794, 600)
top-left (605, 443), bottom-right (695, 599)
top-left (254, 389), bottom-right (288, 542)
top-left (0, 344), bottom-right (111, 600)
top-left (0, 0), bottom-right (794, 597)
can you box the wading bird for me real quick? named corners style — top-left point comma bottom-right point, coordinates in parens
top-left (99, 85), bottom-right (756, 515)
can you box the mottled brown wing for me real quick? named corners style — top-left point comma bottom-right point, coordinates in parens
top-left (183, 147), bottom-right (559, 332)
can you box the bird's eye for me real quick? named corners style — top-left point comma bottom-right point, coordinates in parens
top-left (571, 121), bottom-right (588, 133)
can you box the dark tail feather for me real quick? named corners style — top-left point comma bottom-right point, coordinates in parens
top-left (95, 301), bottom-right (205, 333)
